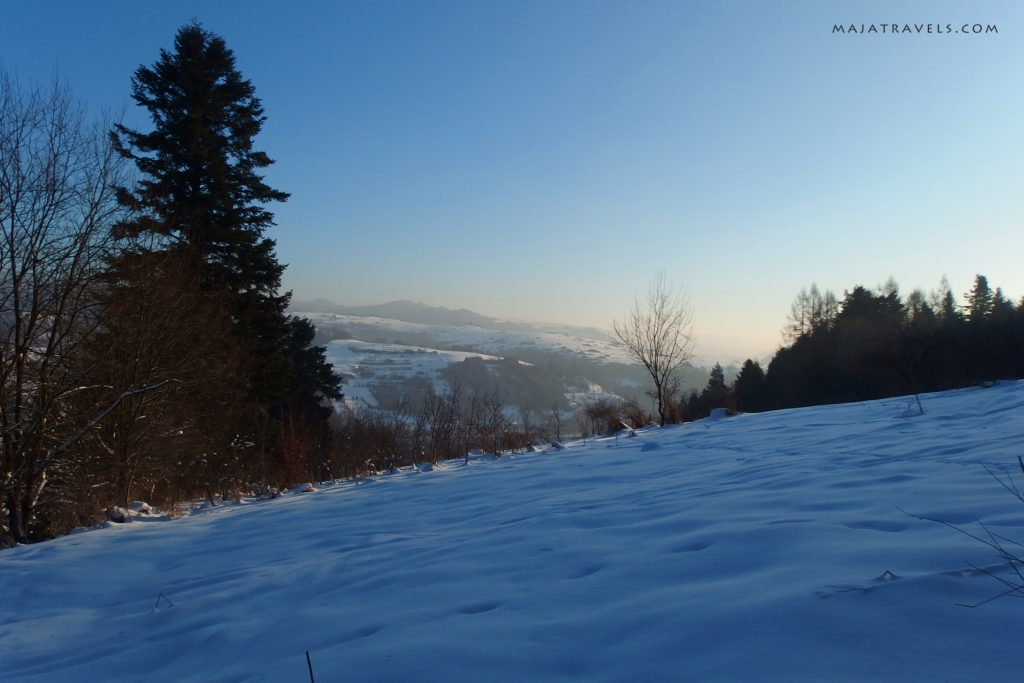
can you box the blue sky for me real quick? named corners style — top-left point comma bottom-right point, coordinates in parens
top-left (3, 1), bottom-right (1022, 362)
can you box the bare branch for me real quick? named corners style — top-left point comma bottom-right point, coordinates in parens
top-left (613, 272), bottom-right (694, 426)
top-left (50, 381), bottom-right (169, 458)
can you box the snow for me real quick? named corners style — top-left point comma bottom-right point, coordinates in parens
top-left (4, 382), bottom-right (1024, 681)
top-left (325, 339), bottom-right (501, 410)
top-left (301, 311), bottom-right (636, 365)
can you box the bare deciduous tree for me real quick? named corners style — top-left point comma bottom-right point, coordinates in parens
top-left (0, 72), bottom-right (126, 544)
top-left (784, 284), bottom-right (838, 343)
top-left (548, 403), bottom-right (563, 443)
top-left (417, 383), bottom-right (463, 465)
top-left (612, 273), bottom-right (695, 427)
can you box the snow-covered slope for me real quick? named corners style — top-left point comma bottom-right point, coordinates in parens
top-left (325, 339), bottom-right (502, 409)
top-left (4, 383), bottom-right (1024, 681)
top-left (308, 310), bottom-right (656, 416)
top-left (301, 311), bottom-right (635, 365)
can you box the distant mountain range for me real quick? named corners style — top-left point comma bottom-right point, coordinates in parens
top-left (289, 299), bottom-right (614, 342)
top-left (292, 299), bottom-right (497, 328)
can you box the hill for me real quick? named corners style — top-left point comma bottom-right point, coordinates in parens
top-left (3, 382), bottom-right (1024, 680)
top-left (294, 298), bottom-right (501, 328)
top-left (296, 302), bottom-right (715, 418)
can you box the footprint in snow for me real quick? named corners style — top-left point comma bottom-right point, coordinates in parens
top-left (338, 624), bottom-right (383, 643)
top-left (565, 563), bottom-right (604, 579)
top-left (458, 600), bottom-right (503, 615)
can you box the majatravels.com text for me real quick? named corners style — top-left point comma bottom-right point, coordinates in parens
top-left (833, 23), bottom-right (998, 35)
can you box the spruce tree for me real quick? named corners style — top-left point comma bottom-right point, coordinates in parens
top-left (935, 276), bottom-right (963, 325)
top-left (112, 23), bottom-right (292, 398)
top-left (965, 274), bottom-right (994, 324)
top-left (733, 359), bottom-right (766, 412)
top-left (110, 23), bottom-right (340, 471)
top-left (699, 363), bottom-right (730, 411)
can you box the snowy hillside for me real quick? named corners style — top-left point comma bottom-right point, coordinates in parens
top-left (301, 310), bottom-right (635, 364)
top-left (303, 309), bottom-right (669, 417)
top-left (4, 382), bottom-right (1024, 680)
top-left (325, 339), bottom-right (502, 410)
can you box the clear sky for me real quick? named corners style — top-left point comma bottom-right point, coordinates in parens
top-left (3, 1), bottom-right (1022, 363)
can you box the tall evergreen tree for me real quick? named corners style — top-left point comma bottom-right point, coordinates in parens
top-left (111, 23), bottom-right (298, 401)
top-left (707, 363), bottom-right (726, 391)
top-left (990, 288), bottom-right (1015, 321)
top-left (733, 359), bottom-right (767, 412)
top-left (935, 276), bottom-right (963, 325)
top-left (965, 274), bottom-right (994, 324)
top-left (110, 23), bottom-right (340, 481)
top-left (697, 363), bottom-right (731, 412)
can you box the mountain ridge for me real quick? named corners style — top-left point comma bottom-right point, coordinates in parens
top-left (290, 298), bottom-right (615, 342)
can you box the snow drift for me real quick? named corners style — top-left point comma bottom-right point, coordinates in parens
top-left (3, 382), bottom-right (1024, 681)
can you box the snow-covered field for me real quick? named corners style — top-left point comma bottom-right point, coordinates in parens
top-left (4, 382), bottom-right (1024, 681)
top-left (325, 339), bottom-right (500, 410)
top-left (301, 311), bottom-right (635, 365)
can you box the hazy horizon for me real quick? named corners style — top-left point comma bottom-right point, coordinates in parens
top-left (292, 295), bottom-right (774, 364)
top-left (5, 0), bottom-right (1022, 365)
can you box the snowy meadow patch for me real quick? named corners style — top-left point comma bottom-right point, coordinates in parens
top-left (3, 382), bottom-right (1024, 681)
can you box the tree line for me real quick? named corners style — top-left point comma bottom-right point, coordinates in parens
top-left (710, 276), bottom-right (1024, 414)
top-left (604, 271), bottom-right (1024, 425)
